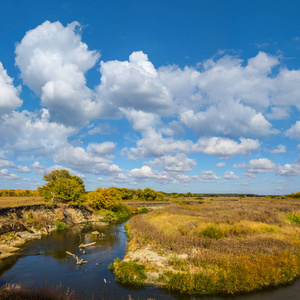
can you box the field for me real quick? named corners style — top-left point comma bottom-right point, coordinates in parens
top-left (113, 196), bottom-right (300, 295)
top-left (0, 197), bottom-right (44, 209)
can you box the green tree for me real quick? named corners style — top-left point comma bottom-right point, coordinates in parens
top-left (38, 170), bottom-right (85, 204)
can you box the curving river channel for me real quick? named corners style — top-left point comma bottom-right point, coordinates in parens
top-left (0, 220), bottom-right (299, 300)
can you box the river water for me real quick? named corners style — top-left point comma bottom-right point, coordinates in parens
top-left (0, 220), bottom-right (299, 300)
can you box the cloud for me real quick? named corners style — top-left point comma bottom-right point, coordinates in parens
top-left (121, 109), bottom-right (162, 133)
top-left (148, 153), bottom-right (197, 173)
top-left (0, 158), bottom-right (15, 168)
top-left (14, 166), bottom-right (31, 173)
top-left (88, 123), bottom-right (119, 135)
top-left (245, 158), bottom-right (276, 178)
top-left (97, 51), bottom-right (174, 116)
top-left (266, 106), bottom-right (290, 120)
top-left (216, 162), bottom-right (226, 167)
top-left (224, 171), bottom-right (240, 180)
top-left (124, 128), bottom-right (193, 160)
top-left (15, 21), bottom-right (103, 126)
top-left (273, 68), bottom-right (300, 110)
top-left (232, 163), bottom-right (246, 168)
top-left (269, 144), bottom-right (286, 154)
top-left (0, 62), bottom-right (22, 114)
top-left (192, 137), bottom-right (260, 158)
top-left (32, 161), bottom-right (85, 178)
top-left (160, 52), bottom-right (279, 113)
top-left (284, 121), bottom-right (300, 140)
top-left (128, 166), bottom-right (157, 180)
top-left (241, 180), bottom-right (249, 186)
top-left (0, 169), bottom-right (20, 180)
top-left (86, 142), bottom-right (116, 159)
top-left (180, 100), bottom-right (277, 138)
top-left (0, 155), bottom-right (31, 173)
top-left (126, 165), bottom-right (200, 185)
top-left (0, 109), bottom-right (75, 156)
top-left (200, 171), bottom-right (221, 182)
top-left (53, 145), bottom-right (122, 175)
top-left (277, 159), bottom-right (300, 177)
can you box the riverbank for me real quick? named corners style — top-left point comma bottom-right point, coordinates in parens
top-left (112, 197), bottom-right (300, 295)
top-left (0, 204), bottom-right (106, 259)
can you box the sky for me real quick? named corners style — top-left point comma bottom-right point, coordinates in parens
top-left (0, 0), bottom-right (300, 195)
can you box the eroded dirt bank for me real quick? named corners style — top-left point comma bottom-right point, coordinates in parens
top-left (0, 204), bottom-right (104, 259)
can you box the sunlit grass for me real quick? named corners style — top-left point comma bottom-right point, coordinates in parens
top-left (122, 197), bottom-right (300, 295)
top-left (0, 196), bottom-right (43, 209)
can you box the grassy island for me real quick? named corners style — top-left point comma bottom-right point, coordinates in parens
top-left (111, 196), bottom-right (300, 295)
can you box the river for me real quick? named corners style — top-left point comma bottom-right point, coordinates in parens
top-left (0, 220), bottom-right (299, 299)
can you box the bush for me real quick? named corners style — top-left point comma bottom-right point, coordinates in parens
top-left (285, 213), bottom-right (300, 225)
top-left (86, 188), bottom-right (121, 211)
top-left (110, 258), bottom-right (147, 288)
top-left (55, 221), bottom-right (68, 231)
top-left (139, 207), bottom-right (149, 214)
top-left (200, 225), bottom-right (224, 239)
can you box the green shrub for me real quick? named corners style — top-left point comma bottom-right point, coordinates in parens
top-left (200, 225), bottom-right (224, 239)
top-left (110, 258), bottom-right (147, 288)
top-left (55, 220), bottom-right (68, 231)
top-left (139, 207), bottom-right (149, 214)
top-left (285, 212), bottom-right (300, 225)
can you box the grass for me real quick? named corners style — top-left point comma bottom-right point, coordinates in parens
top-left (138, 207), bottom-right (149, 214)
top-left (285, 212), bottom-right (300, 225)
top-left (0, 197), bottom-right (43, 209)
top-left (109, 258), bottom-right (147, 288)
top-left (0, 283), bottom-right (81, 300)
top-left (55, 220), bottom-right (68, 231)
top-left (119, 196), bottom-right (300, 295)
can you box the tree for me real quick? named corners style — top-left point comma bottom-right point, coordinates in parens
top-left (86, 188), bottom-right (121, 211)
top-left (38, 170), bottom-right (86, 204)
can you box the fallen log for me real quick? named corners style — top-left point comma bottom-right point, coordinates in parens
top-left (79, 242), bottom-right (96, 248)
top-left (66, 251), bottom-right (88, 265)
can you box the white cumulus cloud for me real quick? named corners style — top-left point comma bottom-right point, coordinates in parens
top-left (192, 137), bottom-right (260, 158)
top-left (0, 62), bottom-right (22, 114)
top-left (15, 21), bottom-right (103, 126)
top-left (284, 121), bottom-right (300, 140)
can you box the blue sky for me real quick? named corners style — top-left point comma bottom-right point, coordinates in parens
top-left (0, 0), bottom-right (300, 194)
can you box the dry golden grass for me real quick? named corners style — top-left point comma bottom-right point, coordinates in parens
top-left (124, 196), bottom-right (300, 295)
top-left (0, 196), bottom-right (44, 209)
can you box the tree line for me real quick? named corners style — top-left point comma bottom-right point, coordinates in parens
top-left (36, 170), bottom-right (166, 215)
top-left (0, 189), bottom-right (40, 197)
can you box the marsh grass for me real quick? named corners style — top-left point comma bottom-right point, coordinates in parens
top-left (124, 197), bottom-right (300, 295)
top-left (110, 258), bottom-right (147, 288)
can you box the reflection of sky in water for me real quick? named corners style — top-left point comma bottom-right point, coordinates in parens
top-left (0, 221), bottom-right (299, 300)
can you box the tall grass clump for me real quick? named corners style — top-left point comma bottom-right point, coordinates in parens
top-left (285, 212), bottom-right (300, 225)
top-left (55, 220), bottom-right (68, 231)
top-left (110, 258), bottom-right (147, 288)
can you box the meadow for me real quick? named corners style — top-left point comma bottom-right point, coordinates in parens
top-left (0, 196), bottom-right (43, 209)
top-left (113, 196), bottom-right (300, 295)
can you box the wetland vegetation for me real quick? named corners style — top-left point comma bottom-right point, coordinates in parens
top-left (113, 196), bottom-right (300, 295)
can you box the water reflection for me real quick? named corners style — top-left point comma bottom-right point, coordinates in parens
top-left (0, 221), bottom-right (299, 300)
